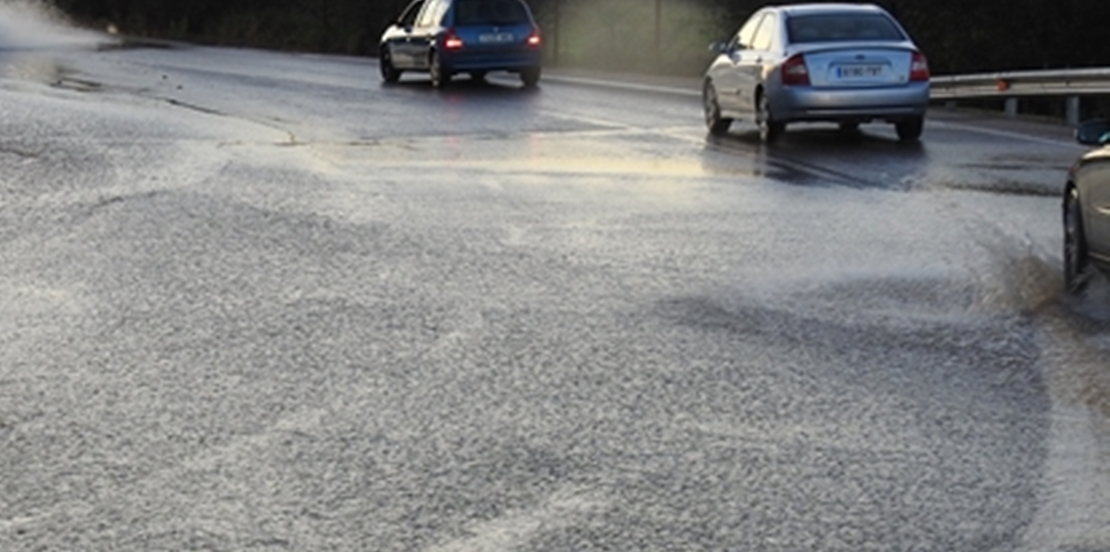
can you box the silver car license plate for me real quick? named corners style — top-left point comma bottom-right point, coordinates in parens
top-left (478, 32), bottom-right (515, 44)
top-left (837, 64), bottom-right (885, 79)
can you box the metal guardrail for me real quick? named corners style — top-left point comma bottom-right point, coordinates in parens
top-left (930, 68), bottom-right (1110, 126)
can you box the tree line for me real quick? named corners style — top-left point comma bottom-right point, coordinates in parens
top-left (52, 0), bottom-right (1110, 76)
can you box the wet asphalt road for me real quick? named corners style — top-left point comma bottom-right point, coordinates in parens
top-left (1, 44), bottom-right (1108, 551)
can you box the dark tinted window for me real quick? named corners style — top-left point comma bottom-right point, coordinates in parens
top-left (786, 13), bottom-right (905, 43)
top-left (455, 0), bottom-right (531, 26)
top-left (398, 0), bottom-right (424, 27)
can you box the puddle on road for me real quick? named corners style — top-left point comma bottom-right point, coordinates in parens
top-left (931, 177), bottom-right (1061, 198)
top-left (300, 120), bottom-right (829, 187)
top-left (0, 52), bottom-right (101, 92)
top-left (976, 152), bottom-right (1075, 172)
top-left (0, 53), bottom-right (60, 83)
top-left (320, 131), bottom-right (761, 182)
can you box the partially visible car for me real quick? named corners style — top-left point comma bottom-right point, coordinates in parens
top-left (702, 3), bottom-right (930, 143)
top-left (379, 0), bottom-right (543, 88)
top-left (1064, 119), bottom-right (1110, 292)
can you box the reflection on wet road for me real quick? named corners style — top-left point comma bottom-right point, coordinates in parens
top-left (0, 42), bottom-right (1107, 551)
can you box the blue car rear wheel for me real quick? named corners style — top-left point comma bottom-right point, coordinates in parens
top-left (430, 51), bottom-right (451, 89)
top-left (521, 66), bottom-right (541, 88)
top-left (380, 49), bottom-right (401, 83)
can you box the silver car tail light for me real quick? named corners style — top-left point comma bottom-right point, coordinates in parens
top-left (782, 54), bottom-right (811, 86)
top-left (910, 51), bottom-right (930, 82)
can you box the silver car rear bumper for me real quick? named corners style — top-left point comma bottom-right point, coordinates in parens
top-left (771, 82), bottom-right (930, 123)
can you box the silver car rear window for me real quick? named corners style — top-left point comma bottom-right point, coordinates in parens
top-left (786, 13), bottom-right (905, 43)
top-left (455, 0), bottom-right (531, 26)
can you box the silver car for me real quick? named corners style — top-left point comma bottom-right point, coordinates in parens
top-left (703, 3), bottom-right (930, 143)
top-left (1064, 120), bottom-right (1110, 292)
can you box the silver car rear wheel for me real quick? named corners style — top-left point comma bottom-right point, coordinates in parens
top-left (756, 93), bottom-right (784, 144)
top-left (703, 82), bottom-right (732, 136)
top-left (896, 116), bottom-right (924, 142)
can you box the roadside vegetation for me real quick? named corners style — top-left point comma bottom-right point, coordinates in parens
top-left (51, 0), bottom-right (1110, 77)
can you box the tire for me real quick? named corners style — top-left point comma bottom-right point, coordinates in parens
top-left (379, 50), bottom-right (401, 84)
top-left (520, 66), bottom-right (541, 88)
top-left (896, 116), bottom-right (924, 142)
top-left (757, 92), bottom-right (785, 144)
top-left (430, 51), bottom-right (450, 89)
top-left (703, 81), bottom-right (732, 136)
top-left (1064, 186), bottom-right (1091, 293)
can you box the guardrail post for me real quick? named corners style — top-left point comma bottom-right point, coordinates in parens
top-left (1005, 98), bottom-right (1019, 119)
top-left (1066, 96), bottom-right (1081, 127)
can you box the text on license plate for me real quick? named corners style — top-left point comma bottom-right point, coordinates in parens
top-left (836, 64), bottom-right (885, 79)
top-left (479, 33), bottom-right (515, 43)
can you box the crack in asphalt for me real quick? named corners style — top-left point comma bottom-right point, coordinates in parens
top-left (49, 77), bottom-right (101, 92)
top-left (0, 145), bottom-right (43, 160)
top-left (155, 96), bottom-right (299, 146)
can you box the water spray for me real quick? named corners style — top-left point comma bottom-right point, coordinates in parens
top-left (0, 0), bottom-right (106, 50)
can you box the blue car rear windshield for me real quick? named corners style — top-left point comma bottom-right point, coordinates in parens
top-left (455, 0), bottom-right (531, 26)
top-left (787, 13), bottom-right (906, 43)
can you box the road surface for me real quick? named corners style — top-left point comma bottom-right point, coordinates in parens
top-left (0, 42), bottom-right (1107, 551)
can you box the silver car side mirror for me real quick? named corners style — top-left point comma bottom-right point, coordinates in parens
top-left (708, 41), bottom-right (732, 54)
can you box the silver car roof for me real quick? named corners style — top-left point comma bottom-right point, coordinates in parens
top-left (775, 3), bottom-right (889, 17)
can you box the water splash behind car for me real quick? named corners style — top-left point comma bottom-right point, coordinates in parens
top-left (0, 1), bottom-right (104, 51)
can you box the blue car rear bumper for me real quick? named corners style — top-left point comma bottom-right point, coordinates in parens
top-left (441, 49), bottom-right (542, 72)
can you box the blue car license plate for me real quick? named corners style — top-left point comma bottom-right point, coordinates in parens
top-left (478, 32), bottom-right (515, 44)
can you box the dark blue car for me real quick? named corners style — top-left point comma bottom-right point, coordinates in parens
top-left (379, 0), bottom-right (543, 88)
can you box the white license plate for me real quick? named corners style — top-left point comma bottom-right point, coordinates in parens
top-left (837, 64), bottom-right (885, 79)
top-left (478, 33), bottom-right (515, 44)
